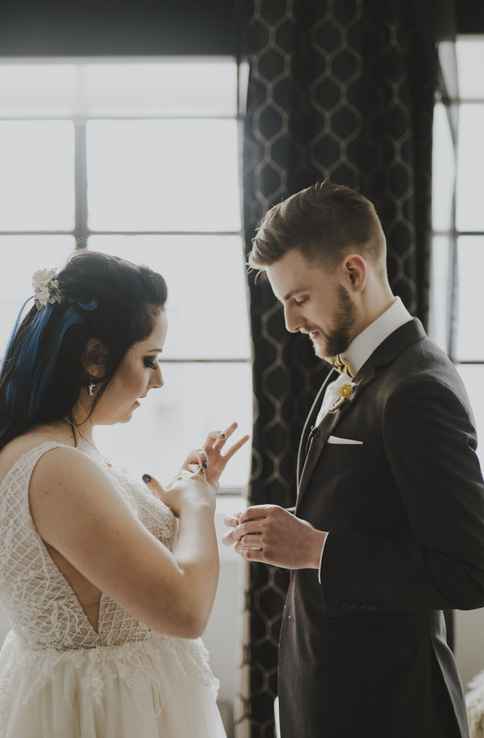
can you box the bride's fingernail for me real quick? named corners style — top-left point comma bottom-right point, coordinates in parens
top-left (142, 474), bottom-right (152, 483)
top-left (202, 460), bottom-right (208, 469)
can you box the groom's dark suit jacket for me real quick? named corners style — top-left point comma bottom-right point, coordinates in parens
top-left (278, 319), bottom-right (484, 738)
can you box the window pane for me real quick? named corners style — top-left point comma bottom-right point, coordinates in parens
top-left (455, 236), bottom-right (484, 361)
top-left (82, 59), bottom-right (237, 117)
top-left (457, 104), bottom-right (484, 232)
top-left (88, 235), bottom-right (251, 359)
top-left (457, 38), bottom-right (484, 99)
top-left (0, 63), bottom-right (78, 116)
top-left (457, 365), bottom-right (484, 472)
top-left (95, 363), bottom-right (252, 489)
top-left (87, 120), bottom-right (240, 231)
top-left (0, 237), bottom-right (76, 355)
top-left (0, 59), bottom-right (236, 118)
top-left (0, 121), bottom-right (75, 230)
top-left (432, 102), bottom-right (455, 232)
top-left (428, 235), bottom-right (452, 353)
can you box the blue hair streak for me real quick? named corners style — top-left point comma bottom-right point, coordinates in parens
top-left (1, 301), bottom-right (85, 424)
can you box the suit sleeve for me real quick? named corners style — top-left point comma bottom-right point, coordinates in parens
top-left (320, 378), bottom-right (484, 611)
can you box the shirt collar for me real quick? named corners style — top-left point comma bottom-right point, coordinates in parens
top-left (341, 297), bottom-right (413, 376)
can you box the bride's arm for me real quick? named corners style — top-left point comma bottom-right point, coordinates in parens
top-left (29, 446), bottom-right (218, 639)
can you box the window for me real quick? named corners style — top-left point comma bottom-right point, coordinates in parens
top-left (0, 58), bottom-right (252, 492)
top-left (430, 37), bottom-right (484, 467)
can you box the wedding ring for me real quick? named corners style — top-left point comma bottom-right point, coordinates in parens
top-left (175, 465), bottom-right (205, 482)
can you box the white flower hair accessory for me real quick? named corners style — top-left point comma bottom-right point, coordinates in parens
top-left (32, 268), bottom-right (63, 310)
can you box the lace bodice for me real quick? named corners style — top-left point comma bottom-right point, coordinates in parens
top-left (0, 440), bottom-right (178, 651)
top-left (0, 440), bottom-right (220, 724)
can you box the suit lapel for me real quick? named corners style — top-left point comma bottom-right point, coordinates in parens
top-left (296, 368), bottom-right (376, 506)
top-left (295, 318), bottom-right (426, 507)
top-left (296, 367), bottom-right (337, 483)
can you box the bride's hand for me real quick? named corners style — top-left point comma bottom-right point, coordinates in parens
top-left (181, 422), bottom-right (250, 487)
top-left (142, 472), bottom-right (216, 516)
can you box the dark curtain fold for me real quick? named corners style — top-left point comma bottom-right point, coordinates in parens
top-left (242, 2), bottom-right (445, 735)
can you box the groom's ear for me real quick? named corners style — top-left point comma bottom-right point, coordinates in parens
top-left (342, 254), bottom-right (367, 292)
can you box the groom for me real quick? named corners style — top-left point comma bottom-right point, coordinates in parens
top-left (224, 180), bottom-right (484, 738)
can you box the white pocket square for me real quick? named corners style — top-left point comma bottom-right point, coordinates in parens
top-left (327, 435), bottom-right (363, 445)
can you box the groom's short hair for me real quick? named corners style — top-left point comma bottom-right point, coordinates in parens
top-left (248, 179), bottom-right (387, 271)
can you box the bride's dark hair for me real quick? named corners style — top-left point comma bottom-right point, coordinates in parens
top-left (0, 250), bottom-right (168, 450)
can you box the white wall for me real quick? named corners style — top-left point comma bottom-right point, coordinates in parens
top-left (204, 499), bottom-right (246, 707)
top-left (204, 499), bottom-right (246, 736)
top-left (456, 609), bottom-right (484, 688)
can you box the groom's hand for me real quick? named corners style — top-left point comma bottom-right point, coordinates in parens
top-left (223, 505), bottom-right (327, 570)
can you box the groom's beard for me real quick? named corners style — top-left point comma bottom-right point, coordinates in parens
top-left (313, 285), bottom-right (356, 358)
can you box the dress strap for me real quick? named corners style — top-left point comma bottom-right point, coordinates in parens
top-left (0, 440), bottom-right (71, 496)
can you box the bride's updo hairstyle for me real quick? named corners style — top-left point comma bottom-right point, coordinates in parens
top-left (0, 250), bottom-right (168, 449)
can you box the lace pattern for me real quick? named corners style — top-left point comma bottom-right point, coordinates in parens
top-left (0, 629), bottom-right (219, 724)
top-left (467, 670), bottom-right (484, 738)
top-left (0, 441), bottom-right (218, 719)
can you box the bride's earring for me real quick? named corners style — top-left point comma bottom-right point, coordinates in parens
top-left (88, 381), bottom-right (97, 397)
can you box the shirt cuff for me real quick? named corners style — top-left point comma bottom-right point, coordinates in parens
top-left (317, 532), bottom-right (329, 585)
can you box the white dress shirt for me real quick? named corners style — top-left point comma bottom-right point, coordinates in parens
top-left (316, 297), bottom-right (413, 583)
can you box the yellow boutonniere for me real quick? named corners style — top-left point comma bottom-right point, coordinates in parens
top-left (339, 383), bottom-right (354, 400)
top-left (329, 381), bottom-right (357, 412)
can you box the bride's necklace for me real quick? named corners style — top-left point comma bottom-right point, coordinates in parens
top-left (63, 417), bottom-right (113, 469)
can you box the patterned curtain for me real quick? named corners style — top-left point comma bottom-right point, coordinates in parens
top-left (237, 2), bottom-right (440, 737)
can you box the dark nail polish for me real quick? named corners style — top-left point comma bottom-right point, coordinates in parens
top-left (142, 474), bottom-right (152, 483)
top-left (202, 461), bottom-right (208, 469)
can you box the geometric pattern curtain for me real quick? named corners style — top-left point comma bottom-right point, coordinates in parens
top-left (239, 2), bottom-right (439, 737)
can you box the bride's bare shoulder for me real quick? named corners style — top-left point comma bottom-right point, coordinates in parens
top-left (0, 427), bottom-right (75, 480)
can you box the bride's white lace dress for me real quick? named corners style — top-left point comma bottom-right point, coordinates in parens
top-left (466, 670), bottom-right (484, 738)
top-left (0, 440), bottom-right (226, 738)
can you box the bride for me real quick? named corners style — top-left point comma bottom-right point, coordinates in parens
top-left (0, 249), bottom-right (249, 738)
